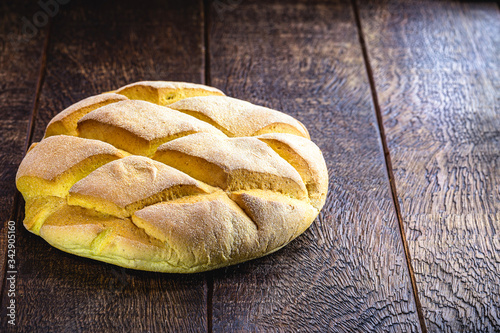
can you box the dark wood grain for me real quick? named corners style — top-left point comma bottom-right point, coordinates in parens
top-left (209, 0), bottom-right (420, 331)
top-left (0, 1), bottom-right (48, 327)
top-left (359, 1), bottom-right (500, 331)
top-left (3, 1), bottom-right (208, 332)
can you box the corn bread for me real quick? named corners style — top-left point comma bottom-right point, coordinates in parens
top-left (16, 81), bottom-right (328, 273)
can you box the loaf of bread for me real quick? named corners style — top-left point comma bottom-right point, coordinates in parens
top-left (16, 81), bottom-right (328, 273)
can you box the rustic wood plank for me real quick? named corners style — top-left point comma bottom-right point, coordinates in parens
top-left (359, 1), bottom-right (500, 331)
top-left (6, 1), bottom-right (208, 332)
top-left (209, 0), bottom-right (421, 331)
top-left (0, 1), bottom-right (48, 327)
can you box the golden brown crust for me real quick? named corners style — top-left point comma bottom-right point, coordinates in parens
top-left (115, 81), bottom-right (225, 106)
top-left (154, 133), bottom-right (307, 199)
top-left (132, 192), bottom-right (259, 268)
top-left (77, 100), bottom-right (225, 156)
top-left (16, 135), bottom-right (128, 199)
top-left (68, 156), bottom-right (214, 218)
top-left (39, 205), bottom-right (173, 270)
top-left (169, 96), bottom-right (310, 138)
top-left (16, 81), bottom-right (328, 273)
top-left (16, 135), bottom-right (124, 181)
top-left (229, 190), bottom-right (318, 252)
top-left (45, 93), bottom-right (128, 137)
top-left (256, 133), bottom-right (329, 209)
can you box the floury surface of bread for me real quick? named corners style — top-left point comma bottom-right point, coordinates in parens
top-left (16, 81), bottom-right (328, 273)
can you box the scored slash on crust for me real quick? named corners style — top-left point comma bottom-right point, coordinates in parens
top-left (16, 81), bottom-right (328, 273)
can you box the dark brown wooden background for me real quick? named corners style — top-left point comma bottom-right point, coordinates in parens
top-left (1, 0), bottom-right (498, 332)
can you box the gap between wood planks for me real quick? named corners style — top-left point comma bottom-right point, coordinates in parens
top-left (15, 22), bottom-right (51, 232)
top-left (350, 1), bottom-right (428, 332)
top-left (0, 21), bottom-right (52, 311)
top-left (203, 0), bottom-right (214, 332)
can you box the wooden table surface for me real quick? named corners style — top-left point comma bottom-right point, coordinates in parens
top-left (1, 0), bottom-right (499, 332)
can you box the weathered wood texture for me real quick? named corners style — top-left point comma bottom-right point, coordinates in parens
top-left (0, 1), bottom-right (47, 320)
top-left (359, 1), bottom-right (500, 332)
top-left (209, 1), bottom-right (420, 331)
top-left (2, 1), bottom-right (208, 332)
